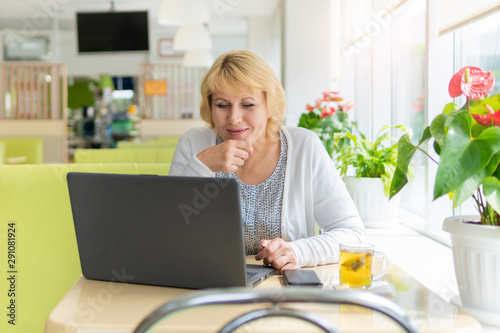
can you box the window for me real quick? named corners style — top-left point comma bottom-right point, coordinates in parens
top-left (391, 0), bottom-right (426, 232)
top-left (451, 11), bottom-right (500, 218)
top-left (340, 1), bottom-right (500, 243)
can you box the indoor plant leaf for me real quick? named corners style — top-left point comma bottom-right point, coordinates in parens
top-left (483, 176), bottom-right (500, 214)
top-left (324, 138), bottom-right (335, 157)
top-left (469, 94), bottom-right (500, 115)
top-left (452, 153), bottom-right (500, 208)
top-left (442, 102), bottom-right (460, 115)
top-left (430, 114), bottom-right (448, 148)
top-left (433, 110), bottom-right (498, 199)
top-left (389, 130), bottom-right (430, 199)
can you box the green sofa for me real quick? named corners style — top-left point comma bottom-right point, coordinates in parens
top-left (0, 138), bottom-right (43, 164)
top-left (74, 148), bottom-right (176, 164)
top-left (0, 163), bottom-right (170, 333)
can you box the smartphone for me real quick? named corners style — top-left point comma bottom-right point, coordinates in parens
top-left (283, 269), bottom-right (323, 287)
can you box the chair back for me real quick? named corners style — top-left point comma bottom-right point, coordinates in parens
top-left (74, 148), bottom-right (175, 164)
top-left (0, 138), bottom-right (43, 164)
top-left (132, 288), bottom-right (420, 333)
top-left (0, 163), bottom-right (170, 333)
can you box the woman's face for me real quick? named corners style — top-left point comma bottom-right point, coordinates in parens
top-left (211, 90), bottom-right (270, 145)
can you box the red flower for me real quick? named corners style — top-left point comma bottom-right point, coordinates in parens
top-left (306, 104), bottom-right (314, 112)
top-left (449, 66), bottom-right (495, 99)
top-left (339, 102), bottom-right (356, 113)
top-left (321, 105), bottom-right (336, 118)
top-left (471, 104), bottom-right (500, 127)
top-left (322, 91), bottom-right (340, 98)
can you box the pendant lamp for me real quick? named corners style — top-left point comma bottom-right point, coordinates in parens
top-left (173, 23), bottom-right (213, 50)
top-left (182, 49), bottom-right (214, 67)
top-left (158, 0), bottom-right (209, 26)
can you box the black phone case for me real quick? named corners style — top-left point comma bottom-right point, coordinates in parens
top-left (283, 269), bottom-right (323, 287)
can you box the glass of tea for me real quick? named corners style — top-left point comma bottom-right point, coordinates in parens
top-left (339, 242), bottom-right (387, 289)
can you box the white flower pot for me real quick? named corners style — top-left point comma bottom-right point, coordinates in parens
top-left (443, 215), bottom-right (500, 325)
top-left (342, 176), bottom-right (400, 228)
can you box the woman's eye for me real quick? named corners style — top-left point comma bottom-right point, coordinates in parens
top-left (243, 104), bottom-right (255, 108)
top-left (216, 103), bottom-right (229, 108)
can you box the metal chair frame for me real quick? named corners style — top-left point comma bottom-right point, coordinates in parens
top-left (133, 288), bottom-right (420, 333)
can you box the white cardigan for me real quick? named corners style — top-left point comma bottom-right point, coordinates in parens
top-left (169, 126), bottom-right (365, 268)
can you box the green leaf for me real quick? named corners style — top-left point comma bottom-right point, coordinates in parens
top-left (325, 138), bottom-right (335, 157)
top-left (434, 112), bottom-right (500, 199)
top-left (389, 134), bottom-right (417, 198)
top-left (433, 140), bottom-right (441, 155)
top-left (483, 177), bottom-right (500, 215)
top-left (298, 114), bottom-right (307, 127)
top-left (317, 117), bottom-right (334, 129)
top-left (452, 153), bottom-right (500, 208)
top-left (418, 126), bottom-right (432, 145)
top-left (309, 118), bottom-right (319, 128)
top-left (442, 103), bottom-right (460, 115)
top-left (469, 94), bottom-right (500, 115)
top-left (430, 114), bottom-right (447, 147)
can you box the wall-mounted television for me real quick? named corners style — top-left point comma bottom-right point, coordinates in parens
top-left (76, 11), bottom-right (150, 53)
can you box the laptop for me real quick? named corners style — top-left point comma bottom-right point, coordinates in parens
top-left (66, 172), bottom-right (276, 289)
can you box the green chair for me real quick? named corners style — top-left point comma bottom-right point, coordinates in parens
top-left (148, 136), bottom-right (180, 146)
top-left (0, 163), bottom-right (170, 333)
top-left (116, 140), bottom-right (178, 149)
top-left (74, 148), bottom-right (176, 164)
top-left (0, 141), bottom-right (5, 164)
top-left (0, 138), bottom-right (43, 164)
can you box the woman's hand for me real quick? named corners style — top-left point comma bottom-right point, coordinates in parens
top-left (255, 238), bottom-right (297, 274)
top-left (196, 140), bottom-right (253, 173)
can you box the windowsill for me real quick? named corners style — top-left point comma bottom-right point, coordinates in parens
top-left (365, 224), bottom-right (458, 301)
top-left (365, 223), bottom-right (500, 332)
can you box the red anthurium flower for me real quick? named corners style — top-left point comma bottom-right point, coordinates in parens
top-left (306, 104), bottom-right (314, 112)
top-left (339, 102), bottom-right (356, 113)
top-left (322, 91), bottom-right (340, 98)
top-left (471, 104), bottom-right (500, 127)
top-left (449, 67), bottom-right (477, 97)
top-left (321, 105), bottom-right (336, 118)
top-left (461, 68), bottom-right (495, 99)
top-left (448, 66), bottom-right (495, 99)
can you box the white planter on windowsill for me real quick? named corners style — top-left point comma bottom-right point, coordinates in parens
top-left (342, 176), bottom-right (400, 228)
top-left (444, 215), bottom-right (500, 326)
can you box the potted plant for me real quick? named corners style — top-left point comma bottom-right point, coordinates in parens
top-left (335, 124), bottom-right (412, 228)
top-left (389, 66), bottom-right (500, 324)
top-left (298, 90), bottom-right (356, 157)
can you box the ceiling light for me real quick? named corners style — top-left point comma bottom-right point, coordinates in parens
top-left (182, 49), bottom-right (214, 68)
top-left (158, 0), bottom-right (209, 26)
top-left (173, 23), bottom-right (212, 50)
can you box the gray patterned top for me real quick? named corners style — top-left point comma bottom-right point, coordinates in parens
top-left (215, 131), bottom-right (288, 254)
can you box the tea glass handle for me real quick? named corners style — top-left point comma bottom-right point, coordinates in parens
top-left (372, 251), bottom-right (387, 281)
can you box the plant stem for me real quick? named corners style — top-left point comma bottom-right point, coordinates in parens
top-left (416, 146), bottom-right (439, 165)
top-left (472, 193), bottom-right (484, 215)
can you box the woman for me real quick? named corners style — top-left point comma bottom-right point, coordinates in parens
top-left (169, 50), bottom-right (365, 273)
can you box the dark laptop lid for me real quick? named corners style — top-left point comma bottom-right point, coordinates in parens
top-left (67, 172), bottom-right (249, 289)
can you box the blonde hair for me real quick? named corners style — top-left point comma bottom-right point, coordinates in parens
top-left (200, 50), bottom-right (286, 142)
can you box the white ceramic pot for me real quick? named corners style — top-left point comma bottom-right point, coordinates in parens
top-left (342, 176), bottom-right (400, 228)
top-left (443, 215), bottom-right (500, 324)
